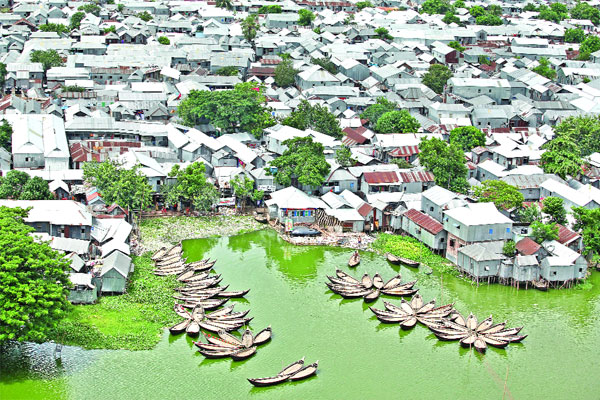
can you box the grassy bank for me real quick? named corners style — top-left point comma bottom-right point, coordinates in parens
top-left (48, 254), bottom-right (180, 351)
top-left (370, 234), bottom-right (461, 278)
top-left (140, 215), bottom-right (265, 252)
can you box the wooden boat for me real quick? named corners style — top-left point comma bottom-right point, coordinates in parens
top-left (199, 348), bottom-right (237, 359)
top-left (397, 256), bottom-right (420, 268)
top-left (254, 214), bottom-right (268, 224)
top-left (372, 274), bottom-right (384, 289)
top-left (327, 276), bottom-right (361, 287)
top-left (215, 310), bottom-right (250, 320)
top-left (248, 374), bottom-right (291, 387)
top-left (199, 319), bottom-right (251, 332)
top-left (205, 336), bottom-right (241, 348)
top-left (169, 319), bottom-right (190, 334)
top-left (165, 244), bottom-right (182, 257)
top-left (182, 298), bottom-right (228, 310)
top-left (206, 305), bottom-right (235, 318)
top-left (156, 255), bottom-right (185, 267)
top-left (241, 329), bottom-right (253, 348)
top-left (348, 252), bottom-right (360, 268)
top-left (231, 346), bottom-right (257, 361)
top-left (361, 273), bottom-right (373, 289)
top-left (176, 268), bottom-right (196, 282)
top-left (218, 289), bottom-right (250, 298)
top-left (175, 278), bottom-right (222, 292)
top-left (174, 304), bottom-right (191, 319)
top-left (183, 271), bottom-right (217, 283)
top-left (253, 326), bottom-right (272, 346)
top-left (217, 330), bottom-right (243, 346)
top-left (335, 269), bottom-right (361, 284)
top-left (195, 342), bottom-right (237, 352)
top-left (288, 361), bottom-right (318, 381)
top-left (279, 357), bottom-right (305, 376)
top-left (364, 289), bottom-right (380, 303)
top-left (152, 247), bottom-right (168, 261)
top-left (186, 320), bottom-right (200, 336)
top-left (532, 278), bottom-right (549, 291)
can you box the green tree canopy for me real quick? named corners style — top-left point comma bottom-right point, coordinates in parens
top-left (542, 196), bottom-right (567, 225)
top-left (503, 240), bottom-right (516, 256)
top-left (573, 207), bottom-right (600, 262)
top-left (30, 49), bottom-right (64, 72)
top-left (282, 100), bottom-right (343, 139)
top-left (78, 3), bottom-right (101, 15)
top-left (422, 64), bottom-right (453, 94)
top-left (177, 83), bottom-right (275, 137)
top-left (361, 97), bottom-right (397, 127)
top-left (298, 9), bottom-right (315, 26)
top-left (486, 4), bottom-right (502, 16)
top-left (215, 66), bottom-right (239, 76)
top-left (0, 171), bottom-right (53, 200)
top-left (83, 160), bottom-right (152, 211)
top-left (523, 3), bottom-right (537, 11)
top-left (0, 206), bottom-right (71, 343)
top-left (70, 11), bottom-right (85, 30)
top-left (531, 221), bottom-right (559, 244)
top-left (476, 14), bottom-right (503, 25)
top-left (137, 11), bottom-right (153, 21)
top-left (448, 41), bottom-right (465, 52)
top-left (469, 5), bottom-right (486, 17)
top-left (375, 110), bottom-right (420, 133)
top-left (165, 162), bottom-right (219, 211)
top-left (335, 145), bottom-right (357, 167)
top-left (540, 134), bottom-right (582, 179)
top-left (310, 57), bottom-right (337, 74)
top-left (519, 203), bottom-right (542, 224)
top-left (552, 115), bottom-right (600, 157)
top-left (102, 25), bottom-right (117, 34)
top-left (453, 0), bottom-right (465, 8)
top-left (0, 119), bottom-right (11, 151)
top-left (570, 2), bottom-right (600, 25)
top-left (0, 62), bottom-right (5, 87)
top-left (39, 23), bottom-right (70, 34)
top-left (537, 5), bottom-right (565, 23)
top-left (230, 174), bottom-right (255, 211)
top-left (449, 126), bottom-right (485, 151)
top-left (421, 0), bottom-right (454, 14)
top-left (579, 36), bottom-right (600, 60)
top-left (564, 28), bottom-right (585, 43)
top-left (419, 137), bottom-right (468, 193)
top-left (274, 59), bottom-right (298, 87)
top-left (258, 4), bottom-right (282, 13)
top-left (531, 57), bottom-right (556, 80)
top-left (474, 180), bottom-right (524, 210)
top-left (356, 1), bottom-right (374, 10)
top-left (216, 0), bottom-right (233, 9)
top-left (374, 27), bottom-right (393, 40)
top-left (269, 137), bottom-right (330, 187)
top-left (157, 36), bottom-right (170, 45)
top-left (242, 14), bottom-right (259, 42)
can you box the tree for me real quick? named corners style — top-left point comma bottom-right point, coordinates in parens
top-left (421, 0), bottom-right (454, 14)
top-left (137, 11), bottom-right (153, 22)
top-left (453, 0), bottom-right (465, 8)
top-left (422, 64), bottom-right (453, 94)
top-left (564, 28), bottom-right (585, 44)
top-left (531, 221), bottom-right (559, 244)
top-left (0, 119), bottom-right (11, 152)
top-left (476, 15), bottom-right (503, 25)
top-left (70, 11), bottom-right (85, 30)
top-left (83, 160), bottom-right (152, 212)
top-left (519, 203), bottom-right (542, 224)
top-left (282, 100), bottom-right (343, 139)
top-left (375, 27), bottom-right (392, 40)
top-left (102, 25), bottom-right (117, 34)
top-left (448, 41), bottom-right (465, 52)
top-left (474, 180), bottom-right (524, 210)
top-left (579, 36), bottom-right (600, 61)
top-left (0, 62), bottom-right (5, 87)
top-left (486, 4), bottom-right (502, 16)
top-left (570, 2), bottom-right (600, 26)
top-left (0, 206), bottom-right (71, 343)
top-left (375, 110), bottom-right (420, 133)
top-left (30, 50), bottom-right (64, 72)
top-left (241, 14), bottom-right (259, 42)
top-left (258, 5), bottom-right (282, 13)
top-left (0, 170), bottom-right (30, 199)
top-left (356, 1), bottom-right (373, 10)
top-left (157, 36), bottom-right (170, 45)
top-left (540, 135), bottom-right (582, 179)
top-left (166, 162), bottom-right (219, 211)
top-left (230, 174), bottom-right (255, 211)
top-left (117, 3), bottom-right (124, 12)
top-left (542, 196), bottom-right (567, 225)
top-left (311, 57), bottom-right (337, 74)
top-left (419, 137), bottom-right (468, 193)
top-left (215, 66), bottom-right (239, 76)
top-left (177, 83), bottom-right (275, 137)
top-left (552, 116), bottom-right (600, 157)
top-left (298, 9), bottom-right (315, 26)
top-left (531, 57), bottom-right (556, 80)
top-left (537, 5), bottom-right (562, 23)
top-left (274, 59), bottom-right (298, 87)
top-left (478, 55), bottom-right (492, 65)
top-left (449, 126), bottom-right (486, 151)
top-left (572, 207), bottom-right (600, 262)
top-left (19, 177), bottom-right (53, 200)
top-left (39, 23), bottom-right (70, 34)
top-left (469, 5), bottom-right (485, 17)
top-left (502, 240), bottom-right (516, 256)
top-left (523, 3), bottom-right (537, 11)
top-left (442, 11), bottom-right (460, 25)
top-left (78, 3), bottom-right (101, 15)
top-left (390, 158), bottom-right (413, 169)
top-left (361, 97), bottom-right (397, 127)
top-left (216, 0), bottom-right (232, 9)
top-left (335, 145), bottom-right (356, 167)
top-left (269, 137), bottom-right (330, 187)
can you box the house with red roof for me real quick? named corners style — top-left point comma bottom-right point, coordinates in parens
top-left (401, 209), bottom-right (447, 252)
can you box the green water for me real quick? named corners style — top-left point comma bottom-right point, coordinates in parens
top-left (2, 229), bottom-right (600, 400)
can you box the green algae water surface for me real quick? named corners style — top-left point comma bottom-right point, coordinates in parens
top-left (2, 229), bottom-right (600, 400)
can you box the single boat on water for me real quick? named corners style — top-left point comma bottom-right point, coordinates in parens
top-left (289, 361), bottom-right (319, 381)
top-left (248, 358), bottom-right (318, 387)
top-left (532, 278), bottom-right (549, 291)
top-left (387, 253), bottom-right (419, 268)
top-left (348, 252), bottom-right (360, 268)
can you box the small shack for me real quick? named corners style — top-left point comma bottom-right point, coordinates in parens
top-left (99, 250), bottom-right (132, 294)
top-left (68, 273), bottom-right (98, 304)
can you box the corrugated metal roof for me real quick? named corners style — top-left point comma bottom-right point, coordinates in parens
top-left (363, 171), bottom-right (399, 184)
top-left (404, 208), bottom-right (443, 234)
top-left (398, 171), bottom-right (434, 183)
top-left (557, 224), bottom-right (580, 246)
top-left (358, 202), bottom-right (373, 217)
top-left (390, 145), bottom-right (419, 158)
top-left (515, 237), bottom-right (541, 256)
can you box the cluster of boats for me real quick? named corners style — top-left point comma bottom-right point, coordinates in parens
top-left (326, 269), bottom-right (418, 302)
top-left (170, 304), bottom-right (252, 336)
top-left (248, 358), bottom-right (319, 387)
top-left (194, 327), bottom-right (272, 361)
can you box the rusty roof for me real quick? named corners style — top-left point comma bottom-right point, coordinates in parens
top-left (398, 171), bottom-right (435, 183)
top-left (358, 202), bottom-right (373, 217)
top-left (404, 209), bottom-right (444, 234)
top-left (557, 224), bottom-right (580, 246)
top-left (515, 237), bottom-right (541, 256)
top-left (363, 171), bottom-right (399, 184)
top-left (390, 145), bottom-right (419, 158)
